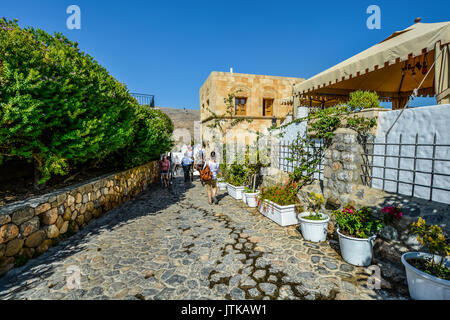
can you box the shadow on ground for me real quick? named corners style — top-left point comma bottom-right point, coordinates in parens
top-left (0, 175), bottom-right (195, 296)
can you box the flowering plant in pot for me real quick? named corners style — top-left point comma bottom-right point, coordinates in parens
top-left (297, 192), bottom-right (329, 242)
top-left (332, 205), bottom-right (384, 266)
top-left (381, 205), bottom-right (403, 225)
top-left (256, 182), bottom-right (302, 226)
top-left (401, 218), bottom-right (450, 300)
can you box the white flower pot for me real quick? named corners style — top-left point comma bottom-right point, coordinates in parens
top-left (337, 229), bottom-right (376, 266)
top-left (217, 181), bottom-right (227, 191)
top-left (242, 192), bottom-right (247, 203)
top-left (297, 212), bottom-right (330, 243)
top-left (227, 183), bottom-right (245, 200)
top-left (401, 252), bottom-right (450, 300)
top-left (245, 192), bottom-right (260, 208)
top-left (258, 199), bottom-right (299, 227)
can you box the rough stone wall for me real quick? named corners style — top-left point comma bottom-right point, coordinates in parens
top-left (323, 128), bottom-right (363, 206)
top-left (0, 161), bottom-right (160, 277)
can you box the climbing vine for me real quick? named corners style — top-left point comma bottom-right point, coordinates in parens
top-left (282, 90), bottom-right (381, 190)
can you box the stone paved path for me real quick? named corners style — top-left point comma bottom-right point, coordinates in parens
top-left (0, 176), bottom-right (409, 300)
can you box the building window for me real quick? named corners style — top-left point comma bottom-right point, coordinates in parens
top-left (235, 97), bottom-right (247, 116)
top-left (263, 98), bottom-right (273, 116)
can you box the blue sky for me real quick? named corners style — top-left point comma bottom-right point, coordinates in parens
top-left (1, 0), bottom-right (449, 109)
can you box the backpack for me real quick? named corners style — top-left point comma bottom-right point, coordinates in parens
top-left (200, 164), bottom-right (212, 181)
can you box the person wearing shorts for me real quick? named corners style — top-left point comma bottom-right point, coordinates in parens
top-left (159, 155), bottom-right (170, 188)
top-left (203, 151), bottom-right (220, 205)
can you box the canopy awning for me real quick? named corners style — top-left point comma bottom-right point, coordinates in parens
top-left (294, 21), bottom-right (450, 108)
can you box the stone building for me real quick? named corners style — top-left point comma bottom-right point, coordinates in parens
top-left (199, 71), bottom-right (304, 154)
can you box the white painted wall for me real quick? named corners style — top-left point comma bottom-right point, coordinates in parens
top-left (372, 104), bottom-right (450, 204)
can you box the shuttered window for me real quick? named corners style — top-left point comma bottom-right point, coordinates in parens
top-left (235, 97), bottom-right (247, 115)
top-left (263, 99), bottom-right (273, 116)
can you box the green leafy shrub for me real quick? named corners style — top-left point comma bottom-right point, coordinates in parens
top-left (122, 108), bottom-right (173, 168)
top-left (0, 18), bottom-right (173, 185)
top-left (226, 161), bottom-right (248, 186)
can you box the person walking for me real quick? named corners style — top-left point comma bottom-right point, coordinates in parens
top-left (159, 154), bottom-right (170, 188)
top-left (202, 151), bottom-right (220, 205)
top-left (168, 154), bottom-right (175, 184)
top-left (181, 152), bottom-right (193, 183)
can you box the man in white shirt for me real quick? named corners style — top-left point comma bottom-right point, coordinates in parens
top-left (181, 153), bottom-right (193, 183)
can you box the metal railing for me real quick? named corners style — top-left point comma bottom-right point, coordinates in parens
top-left (361, 133), bottom-right (450, 202)
top-left (278, 139), bottom-right (324, 180)
top-left (130, 93), bottom-right (155, 107)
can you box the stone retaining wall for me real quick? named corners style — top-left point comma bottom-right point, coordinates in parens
top-left (0, 161), bottom-right (160, 276)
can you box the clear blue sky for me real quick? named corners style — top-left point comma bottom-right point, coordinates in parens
top-left (1, 0), bottom-right (449, 109)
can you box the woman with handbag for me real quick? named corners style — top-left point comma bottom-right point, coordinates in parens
top-left (201, 151), bottom-right (220, 205)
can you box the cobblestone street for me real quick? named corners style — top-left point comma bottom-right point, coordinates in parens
top-left (0, 176), bottom-right (409, 300)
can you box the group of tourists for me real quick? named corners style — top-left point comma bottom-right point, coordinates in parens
top-left (159, 143), bottom-right (220, 205)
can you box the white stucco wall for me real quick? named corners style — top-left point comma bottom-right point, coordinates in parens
top-left (372, 104), bottom-right (450, 204)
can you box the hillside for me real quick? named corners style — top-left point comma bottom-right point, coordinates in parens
top-left (155, 107), bottom-right (200, 150)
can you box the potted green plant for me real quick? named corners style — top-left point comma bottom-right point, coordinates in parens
top-left (332, 205), bottom-right (384, 266)
top-left (226, 162), bottom-right (247, 200)
top-left (401, 217), bottom-right (450, 300)
top-left (297, 192), bottom-right (329, 242)
top-left (257, 182), bottom-right (302, 226)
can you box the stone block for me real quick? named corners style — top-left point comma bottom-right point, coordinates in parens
top-left (343, 134), bottom-right (356, 144)
top-left (67, 195), bottom-right (75, 206)
top-left (59, 221), bottom-right (69, 234)
top-left (35, 203), bottom-right (51, 215)
top-left (5, 238), bottom-right (24, 257)
top-left (331, 150), bottom-right (341, 161)
top-left (63, 207), bottom-right (72, 221)
top-left (36, 239), bottom-right (52, 254)
top-left (20, 217), bottom-right (40, 237)
top-left (55, 215), bottom-right (64, 230)
top-left (41, 208), bottom-right (58, 225)
top-left (11, 207), bottom-right (34, 225)
top-left (341, 152), bottom-right (354, 163)
top-left (0, 224), bottom-right (19, 244)
top-left (24, 230), bottom-right (46, 248)
top-left (0, 214), bottom-right (11, 226)
top-left (45, 225), bottom-right (60, 239)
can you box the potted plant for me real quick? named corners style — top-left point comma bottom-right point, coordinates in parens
top-left (401, 218), bottom-right (450, 300)
top-left (226, 162), bottom-right (247, 200)
top-left (244, 186), bottom-right (260, 208)
top-left (297, 192), bottom-right (329, 242)
top-left (332, 205), bottom-right (383, 266)
top-left (257, 182), bottom-right (302, 227)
